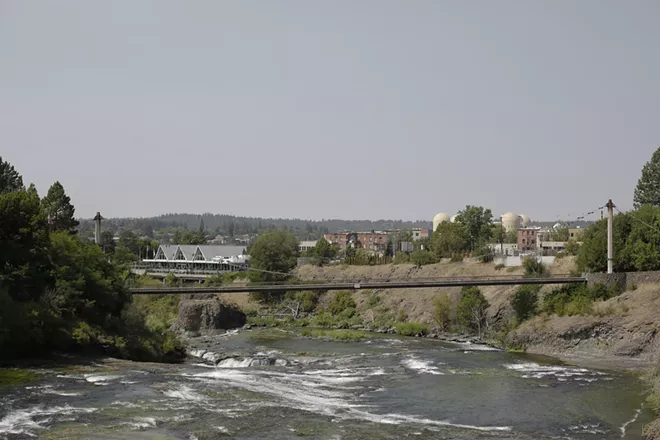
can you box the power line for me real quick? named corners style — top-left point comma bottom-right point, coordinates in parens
top-left (614, 206), bottom-right (660, 235)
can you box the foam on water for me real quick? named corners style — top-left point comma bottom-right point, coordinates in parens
top-left (163, 385), bottom-right (207, 401)
top-left (123, 417), bottom-right (157, 430)
top-left (0, 405), bottom-right (96, 437)
top-left (83, 374), bottom-right (123, 385)
top-left (620, 407), bottom-right (642, 437)
top-left (402, 356), bottom-right (444, 375)
top-left (503, 362), bottom-right (606, 382)
top-left (189, 364), bottom-right (511, 433)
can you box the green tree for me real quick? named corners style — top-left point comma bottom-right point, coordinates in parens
top-left (100, 231), bottom-right (116, 254)
top-left (457, 286), bottom-right (489, 338)
top-left (0, 157), bottom-right (24, 194)
top-left (0, 189), bottom-right (51, 301)
top-left (564, 239), bottom-right (581, 256)
top-left (118, 230), bottom-right (139, 255)
top-left (523, 257), bottom-right (548, 278)
top-left (308, 238), bottom-right (337, 260)
top-left (431, 221), bottom-right (469, 258)
top-left (248, 231), bottom-right (299, 282)
top-left (511, 285), bottom-right (540, 322)
top-left (550, 226), bottom-right (569, 242)
top-left (42, 181), bottom-right (79, 234)
top-left (433, 293), bottom-right (452, 331)
top-left (48, 231), bottom-right (131, 327)
top-left (491, 223), bottom-right (506, 244)
top-left (634, 146), bottom-right (660, 208)
top-left (455, 206), bottom-right (494, 251)
top-left (410, 250), bottom-right (436, 267)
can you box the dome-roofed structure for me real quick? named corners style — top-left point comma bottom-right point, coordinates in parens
top-left (519, 214), bottom-right (531, 227)
top-left (433, 213), bottom-right (450, 232)
top-left (501, 212), bottom-right (521, 232)
top-left (450, 215), bottom-right (459, 223)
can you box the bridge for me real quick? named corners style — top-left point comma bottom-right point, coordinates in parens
top-left (130, 274), bottom-right (586, 294)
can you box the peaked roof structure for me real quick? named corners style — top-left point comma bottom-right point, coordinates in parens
top-left (151, 244), bottom-right (247, 262)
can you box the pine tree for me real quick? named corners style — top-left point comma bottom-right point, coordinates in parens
top-left (0, 157), bottom-right (24, 194)
top-left (634, 146), bottom-right (660, 208)
top-left (42, 181), bottom-right (79, 233)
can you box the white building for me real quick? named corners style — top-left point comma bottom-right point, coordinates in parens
top-left (299, 240), bottom-right (318, 252)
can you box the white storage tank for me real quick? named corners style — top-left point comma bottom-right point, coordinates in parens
top-left (433, 213), bottom-right (450, 232)
top-left (519, 214), bottom-right (531, 227)
top-left (501, 212), bottom-right (521, 232)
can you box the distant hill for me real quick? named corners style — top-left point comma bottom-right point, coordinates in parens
top-left (77, 213), bottom-right (433, 241)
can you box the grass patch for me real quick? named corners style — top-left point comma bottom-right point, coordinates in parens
top-left (300, 329), bottom-right (369, 341)
top-left (393, 322), bottom-right (429, 336)
top-left (0, 368), bottom-right (39, 387)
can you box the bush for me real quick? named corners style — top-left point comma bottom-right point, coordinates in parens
top-left (392, 253), bottom-right (411, 265)
top-left (450, 255), bottom-right (464, 263)
top-left (457, 287), bottom-right (489, 336)
top-left (432, 293), bottom-right (452, 330)
top-left (396, 309), bottom-right (408, 322)
top-left (523, 257), bottom-right (548, 278)
top-left (542, 283), bottom-right (620, 317)
top-left (410, 251), bottom-right (436, 267)
top-left (284, 290), bottom-right (319, 313)
top-left (510, 285), bottom-right (539, 322)
top-left (494, 263), bottom-right (506, 271)
top-left (327, 291), bottom-right (357, 316)
top-left (394, 322), bottom-right (428, 336)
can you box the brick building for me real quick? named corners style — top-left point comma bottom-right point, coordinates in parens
top-left (324, 231), bottom-right (388, 253)
top-left (517, 227), bottom-right (540, 252)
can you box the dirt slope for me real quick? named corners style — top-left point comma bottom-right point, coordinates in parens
top-left (509, 283), bottom-right (660, 369)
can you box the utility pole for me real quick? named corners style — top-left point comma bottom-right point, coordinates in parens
top-left (606, 199), bottom-right (615, 274)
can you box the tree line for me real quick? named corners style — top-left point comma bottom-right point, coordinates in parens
top-left (0, 157), bottom-right (184, 362)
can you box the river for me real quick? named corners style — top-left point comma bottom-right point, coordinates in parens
top-left (0, 329), bottom-right (654, 439)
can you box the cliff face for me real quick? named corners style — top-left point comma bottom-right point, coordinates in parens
top-left (509, 284), bottom-right (660, 369)
top-left (172, 294), bottom-right (246, 337)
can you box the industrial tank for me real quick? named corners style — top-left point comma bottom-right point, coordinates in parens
top-left (501, 212), bottom-right (521, 232)
top-left (432, 213), bottom-right (450, 232)
top-left (519, 214), bottom-right (531, 227)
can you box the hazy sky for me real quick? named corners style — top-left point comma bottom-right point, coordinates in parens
top-left (2, 1), bottom-right (659, 222)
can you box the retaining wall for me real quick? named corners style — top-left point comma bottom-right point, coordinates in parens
top-left (585, 271), bottom-right (660, 289)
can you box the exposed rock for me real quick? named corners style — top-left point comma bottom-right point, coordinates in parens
top-left (172, 296), bottom-right (246, 337)
top-left (202, 351), bottom-right (223, 364)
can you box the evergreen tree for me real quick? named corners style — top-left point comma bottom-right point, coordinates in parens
top-left (42, 181), bottom-right (79, 233)
top-left (0, 157), bottom-right (24, 194)
top-left (634, 146), bottom-right (660, 208)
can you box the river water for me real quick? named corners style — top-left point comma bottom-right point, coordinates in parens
top-left (0, 329), bottom-right (654, 439)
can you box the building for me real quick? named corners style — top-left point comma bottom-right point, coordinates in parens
top-left (143, 244), bottom-right (248, 272)
top-left (411, 228), bottom-right (431, 241)
top-left (517, 227), bottom-right (541, 252)
top-left (487, 242), bottom-right (518, 256)
top-left (323, 231), bottom-right (388, 253)
top-left (569, 227), bottom-right (585, 241)
top-left (299, 240), bottom-right (317, 252)
top-left (539, 241), bottom-right (566, 256)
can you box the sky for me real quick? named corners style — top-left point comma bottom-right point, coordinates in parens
top-left (1, 1), bottom-right (659, 222)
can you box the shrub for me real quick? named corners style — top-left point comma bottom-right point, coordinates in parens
top-left (432, 293), bottom-right (452, 330)
top-left (410, 251), bottom-right (436, 267)
top-left (367, 294), bottom-right (381, 308)
top-left (396, 309), bottom-right (408, 322)
top-left (450, 255), bottom-right (464, 263)
top-left (284, 291), bottom-right (319, 313)
top-left (394, 322), bottom-right (428, 336)
top-left (328, 291), bottom-right (357, 316)
top-left (523, 257), bottom-right (548, 278)
top-left (494, 263), bottom-right (506, 271)
top-left (510, 285), bottom-right (540, 322)
top-left (392, 253), bottom-right (411, 265)
top-left (457, 287), bottom-right (489, 336)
